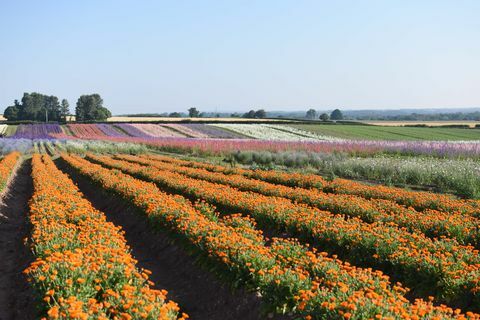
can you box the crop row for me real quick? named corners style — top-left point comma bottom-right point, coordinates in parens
top-left (115, 154), bottom-right (480, 247)
top-left (85, 153), bottom-right (480, 310)
top-left (0, 151), bottom-right (21, 192)
top-left (59, 153), bottom-right (479, 319)
top-left (24, 154), bottom-right (184, 319)
top-left (142, 153), bottom-right (479, 215)
top-left (209, 123), bottom-right (338, 141)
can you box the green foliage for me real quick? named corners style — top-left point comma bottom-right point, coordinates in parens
top-left (188, 107), bottom-right (200, 117)
top-left (319, 113), bottom-right (329, 121)
top-left (254, 109), bottom-right (266, 118)
top-left (229, 149), bottom-right (480, 199)
top-left (3, 93), bottom-right (63, 121)
top-left (60, 99), bottom-right (70, 122)
top-left (330, 109), bottom-right (344, 120)
top-left (305, 109), bottom-right (317, 119)
top-left (3, 106), bottom-right (19, 120)
top-left (354, 110), bottom-right (480, 121)
top-left (243, 109), bottom-right (267, 119)
top-left (323, 156), bottom-right (480, 199)
top-left (75, 94), bottom-right (111, 121)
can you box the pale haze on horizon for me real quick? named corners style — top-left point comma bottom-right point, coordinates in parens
top-left (0, 0), bottom-right (479, 114)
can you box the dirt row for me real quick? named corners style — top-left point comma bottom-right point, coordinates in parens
top-left (0, 160), bottom-right (36, 320)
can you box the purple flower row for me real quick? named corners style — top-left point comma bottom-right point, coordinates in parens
top-left (10, 124), bottom-right (64, 139)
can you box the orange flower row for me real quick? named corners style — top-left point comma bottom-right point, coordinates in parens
top-left (86, 153), bottom-right (480, 310)
top-left (60, 153), bottom-right (479, 319)
top-left (24, 154), bottom-right (184, 319)
top-left (141, 153), bottom-right (479, 215)
top-left (0, 151), bottom-right (21, 192)
top-left (116, 154), bottom-right (480, 247)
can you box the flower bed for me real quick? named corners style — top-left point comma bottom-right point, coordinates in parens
top-left (24, 154), bottom-right (184, 319)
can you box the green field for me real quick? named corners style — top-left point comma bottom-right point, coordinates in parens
top-left (4, 125), bottom-right (18, 137)
top-left (289, 124), bottom-right (480, 140)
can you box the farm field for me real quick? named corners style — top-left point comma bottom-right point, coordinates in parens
top-left (290, 124), bottom-right (480, 141)
top-left (107, 116), bottom-right (289, 122)
top-left (3, 123), bottom-right (480, 141)
top-left (1, 146), bottom-right (480, 318)
top-left (365, 120), bottom-right (480, 128)
top-left (0, 123), bottom-right (480, 319)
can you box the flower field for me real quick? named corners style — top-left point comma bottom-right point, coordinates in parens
top-left (60, 152), bottom-right (480, 319)
top-left (209, 124), bottom-right (339, 141)
top-left (1, 125), bottom-right (480, 318)
top-left (2, 123), bottom-right (480, 159)
top-left (25, 154), bottom-right (184, 319)
top-left (83, 153), bottom-right (480, 307)
top-left (0, 150), bottom-right (480, 318)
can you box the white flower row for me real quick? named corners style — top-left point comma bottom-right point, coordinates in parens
top-left (208, 123), bottom-right (340, 141)
top-left (261, 124), bottom-right (342, 141)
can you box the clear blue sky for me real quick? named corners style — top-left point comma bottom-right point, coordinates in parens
top-left (1, 1), bottom-right (479, 114)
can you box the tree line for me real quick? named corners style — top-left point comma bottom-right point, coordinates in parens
top-left (305, 108), bottom-right (344, 121)
top-left (186, 107), bottom-right (267, 119)
top-left (3, 92), bottom-right (111, 122)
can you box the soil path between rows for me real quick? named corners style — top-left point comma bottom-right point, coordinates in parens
top-left (0, 159), bottom-right (36, 320)
top-left (55, 158), bottom-right (277, 320)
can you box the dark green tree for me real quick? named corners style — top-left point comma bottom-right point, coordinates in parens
top-left (3, 106), bottom-right (18, 121)
top-left (60, 99), bottom-right (70, 122)
top-left (319, 113), bottom-right (330, 121)
top-left (188, 107), bottom-right (200, 117)
top-left (75, 94), bottom-right (111, 121)
top-left (243, 110), bottom-right (256, 118)
top-left (3, 100), bottom-right (21, 121)
top-left (44, 95), bottom-right (61, 122)
top-left (169, 112), bottom-right (182, 117)
top-left (306, 109), bottom-right (317, 119)
top-left (254, 109), bottom-right (266, 118)
top-left (330, 109), bottom-right (344, 120)
top-left (3, 93), bottom-right (62, 121)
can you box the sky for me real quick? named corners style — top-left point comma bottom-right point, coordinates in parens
top-left (0, 1), bottom-right (479, 114)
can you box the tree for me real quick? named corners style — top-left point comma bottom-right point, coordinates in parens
top-left (3, 93), bottom-right (62, 121)
top-left (188, 107), bottom-right (200, 117)
top-left (330, 109), bottom-right (344, 120)
top-left (75, 94), bottom-right (111, 121)
top-left (319, 113), bottom-right (330, 121)
top-left (60, 99), bottom-right (70, 122)
top-left (243, 110), bottom-right (256, 118)
top-left (3, 99), bottom-right (21, 121)
top-left (254, 109), bottom-right (266, 118)
top-left (306, 109), bottom-right (317, 119)
top-left (169, 112), bottom-right (182, 117)
top-left (3, 105), bottom-right (19, 121)
top-left (243, 109), bottom-right (266, 118)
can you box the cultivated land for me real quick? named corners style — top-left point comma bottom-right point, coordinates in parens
top-left (107, 116), bottom-right (289, 122)
top-left (0, 121), bottom-right (480, 319)
top-left (4, 122), bottom-right (480, 141)
top-left (290, 123), bottom-right (480, 140)
top-left (365, 120), bottom-right (480, 128)
top-left (0, 147), bottom-right (478, 318)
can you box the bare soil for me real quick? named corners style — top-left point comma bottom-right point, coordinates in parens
top-left (55, 159), bottom-right (282, 320)
top-left (0, 159), bottom-right (36, 320)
